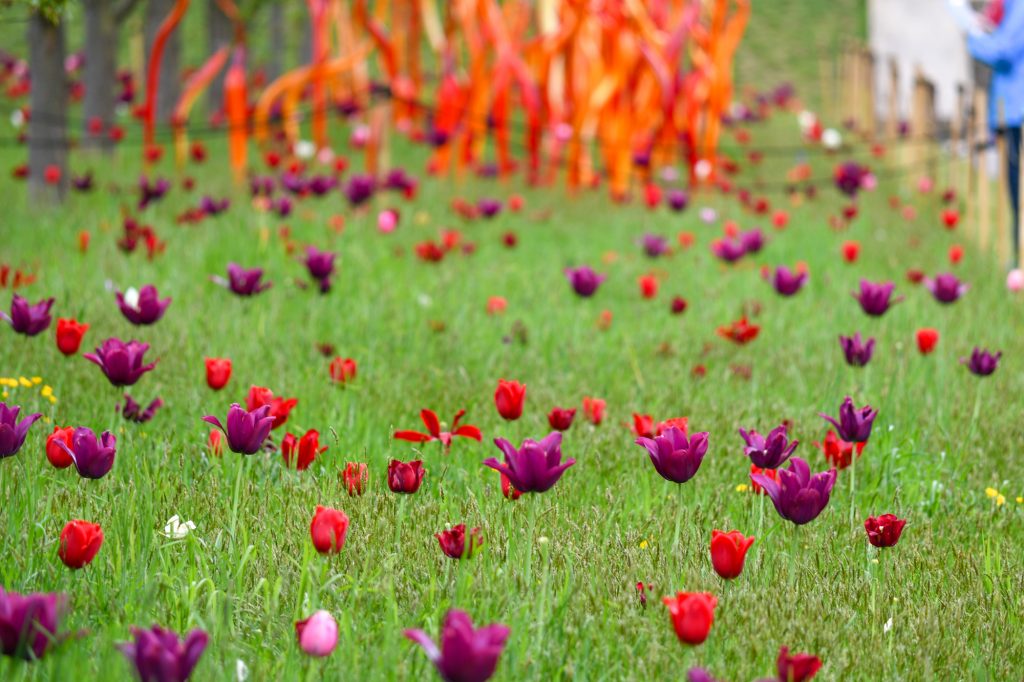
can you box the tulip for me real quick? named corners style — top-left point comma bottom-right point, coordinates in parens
top-left (638, 274), bottom-right (659, 299)
top-left (304, 246), bottom-right (337, 293)
top-left (1007, 268), bottom-right (1024, 292)
top-left (776, 646), bottom-right (822, 682)
top-left (671, 296), bottom-right (688, 314)
top-left (394, 409), bottom-right (482, 453)
top-left (388, 459), bottom-right (425, 493)
top-left (709, 530), bottom-right (754, 579)
top-left (119, 394), bottom-right (164, 423)
top-left (667, 190), bottom-right (689, 212)
top-left (118, 626), bottom-right (208, 682)
top-left (344, 174), bottom-right (375, 206)
top-left (295, 610), bottom-right (338, 657)
top-left (639, 234), bottom-right (669, 257)
top-left (948, 244), bottom-right (964, 264)
top-left (839, 333), bottom-right (875, 367)
top-left (202, 403), bottom-right (274, 454)
top-left (582, 396), bottom-right (606, 425)
top-left (749, 464), bottom-right (779, 494)
top-left (635, 427), bottom-right (709, 484)
top-left (915, 328), bottom-right (939, 355)
top-left (58, 520), bottom-right (103, 569)
top-left (739, 228), bottom-right (766, 254)
top-left (0, 402), bottom-right (42, 458)
top-left (116, 285), bottom-right (171, 325)
top-left (484, 433), bottom-right (575, 494)
top-left (310, 505), bottom-right (349, 554)
top-left (2, 294), bottom-right (54, 336)
top-left (564, 266), bottom-right (606, 297)
top-left (436, 524), bottom-right (483, 559)
top-left (815, 431), bottom-right (864, 470)
top-left (717, 317), bottom-right (760, 344)
top-left (0, 588), bottom-right (67, 660)
top-left (632, 413), bottom-right (656, 438)
top-left (710, 238), bottom-right (746, 262)
top-left (923, 273), bottom-right (968, 304)
top-left (864, 513), bottom-right (906, 548)
top-left (547, 407), bottom-right (576, 431)
top-left (55, 318), bottom-right (88, 355)
top-left (46, 426), bottom-right (74, 468)
top-left (213, 263), bottom-right (272, 296)
top-left (499, 473), bottom-right (522, 500)
top-left (962, 347), bottom-right (1001, 376)
top-left (485, 297), bottom-right (507, 315)
top-left (739, 424), bottom-right (797, 469)
top-left (205, 358), bottom-right (232, 390)
top-left (207, 429), bottom-right (223, 456)
top-left (841, 241), bottom-right (860, 263)
top-left (329, 357), bottom-right (357, 384)
top-left (851, 280), bottom-right (903, 317)
top-left (834, 161), bottom-right (868, 197)
top-left (766, 266), bottom-right (807, 297)
top-left (494, 379), bottom-right (526, 421)
top-left (342, 462), bottom-right (367, 496)
top-left (405, 609), bottom-right (510, 682)
top-left (820, 396), bottom-right (876, 443)
top-left (751, 457), bottom-right (836, 525)
top-left (282, 429), bottom-right (326, 470)
top-left (245, 386), bottom-right (298, 429)
top-left (84, 338), bottom-right (157, 387)
top-left (663, 592), bottom-right (717, 645)
top-left (54, 427), bottom-right (117, 479)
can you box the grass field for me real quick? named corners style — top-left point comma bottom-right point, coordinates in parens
top-left (2, 5), bottom-right (1024, 682)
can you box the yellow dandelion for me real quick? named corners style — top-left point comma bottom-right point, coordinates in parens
top-left (996, 495), bottom-right (1006, 506)
top-left (1, 391), bottom-right (7, 400)
top-left (985, 487), bottom-right (999, 498)
top-left (41, 385), bottom-right (53, 397)
top-left (47, 396), bottom-right (57, 405)
top-left (31, 377), bottom-right (41, 385)
top-left (639, 540), bottom-right (649, 549)
top-left (1016, 496), bottom-right (1023, 504)
top-left (18, 377), bottom-right (31, 387)
top-left (735, 483), bottom-right (749, 493)
top-left (0, 378), bottom-right (13, 387)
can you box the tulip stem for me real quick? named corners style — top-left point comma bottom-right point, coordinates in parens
top-left (672, 484), bottom-right (684, 553)
top-left (849, 445), bottom-right (857, 530)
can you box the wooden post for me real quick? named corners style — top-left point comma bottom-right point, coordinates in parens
top-left (886, 58), bottom-right (899, 141)
top-left (975, 86), bottom-right (991, 251)
top-left (910, 69), bottom-right (926, 187)
top-left (996, 100), bottom-right (1009, 264)
top-left (951, 84), bottom-right (965, 192)
top-left (850, 45), bottom-right (862, 130)
top-left (862, 47), bottom-right (876, 139)
top-left (818, 49), bottom-right (832, 124)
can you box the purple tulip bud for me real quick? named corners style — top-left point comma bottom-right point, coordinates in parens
top-left (635, 427), bottom-right (709, 484)
top-left (766, 266), bottom-right (807, 296)
top-left (55, 427), bottom-right (117, 479)
top-left (739, 228), bottom-right (766, 254)
top-left (477, 198), bottom-right (503, 218)
top-left (116, 285), bottom-right (171, 325)
top-left (639, 234), bottom-right (669, 258)
top-left (1, 294), bottom-right (55, 336)
top-left (751, 457), bottom-right (837, 525)
top-left (202, 403), bottom-right (274, 455)
top-left (564, 266), bottom-right (606, 298)
top-left (0, 588), bottom-right (67, 660)
top-left (138, 176), bottom-right (170, 210)
top-left (383, 168), bottom-right (417, 193)
top-left (839, 333), bottom-right (875, 367)
top-left (118, 626), bottom-right (208, 682)
top-left (820, 396), bottom-right (877, 443)
top-left (711, 239), bottom-right (746, 263)
top-left (739, 424), bottom-right (797, 469)
top-left (119, 394), bottom-right (163, 423)
top-left (834, 161), bottom-right (868, 197)
top-left (962, 347), bottom-right (1001, 376)
top-left (851, 280), bottom-right (903, 317)
top-left (212, 263), bottom-right (272, 297)
top-left (667, 189), bottom-right (689, 212)
top-left (84, 338), bottom-right (157, 387)
top-left (923, 273), bottom-right (968, 304)
top-left (304, 246), bottom-right (337, 293)
top-left (72, 173), bottom-right (94, 192)
top-left (484, 432), bottom-right (575, 493)
top-left (405, 609), bottom-right (510, 682)
top-left (344, 174), bottom-right (376, 207)
top-left (0, 402), bottom-right (42, 458)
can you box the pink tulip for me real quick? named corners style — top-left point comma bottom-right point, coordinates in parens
top-left (295, 610), bottom-right (338, 657)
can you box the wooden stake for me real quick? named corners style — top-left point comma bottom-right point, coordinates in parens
top-left (862, 47), bottom-right (876, 138)
top-left (886, 58), bottom-right (899, 141)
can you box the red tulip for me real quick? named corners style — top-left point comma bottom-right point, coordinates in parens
top-left (841, 241), bottom-right (860, 263)
top-left (941, 208), bottom-right (959, 229)
top-left (717, 317), bottom-right (760, 345)
top-left (749, 464), bottom-right (778, 495)
top-left (632, 413), bottom-right (656, 438)
top-left (46, 426), bottom-right (75, 468)
top-left (582, 396), bottom-right (606, 425)
top-left (494, 379), bottom-right (526, 421)
top-left (815, 431), bottom-right (864, 470)
top-left (670, 296), bottom-right (688, 314)
top-left (394, 408), bottom-right (482, 453)
top-left (948, 244), bottom-right (963, 264)
top-left (776, 646), bottom-right (822, 681)
top-left (246, 385), bottom-right (298, 429)
top-left (282, 429), bottom-right (327, 471)
top-left (329, 357), bottom-right (357, 384)
top-left (58, 520), bottom-right (103, 569)
top-left (435, 524), bottom-right (483, 559)
top-left (772, 210), bottom-right (789, 229)
top-left (44, 165), bottom-right (61, 185)
top-left (906, 268), bottom-right (925, 284)
top-left (547, 407), bottom-right (576, 431)
top-left (342, 462), bottom-right (368, 496)
top-left (55, 318), bottom-right (89, 356)
top-left (709, 530), bottom-right (755, 579)
top-left (388, 459), bottom-right (425, 494)
top-left (204, 358), bottom-right (232, 390)
top-left (500, 473), bottom-right (522, 500)
top-left (208, 429), bottom-right (223, 456)
top-left (864, 513), bottom-right (906, 547)
top-left (310, 506), bottom-right (349, 554)
top-left (596, 309), bottom-right (613, 330)
top-left (644, 183), bottom-right (662, 208)
top-left (78, 230), bottom-right (91, 253)
top-left (916, 328), bottom-right (939, 354)
top-left (662, 592), bottom-right (717, 645)
top-left (486, 297), bottom-right (507, 315)
top-left (638, 274), bottom-right (659, 299)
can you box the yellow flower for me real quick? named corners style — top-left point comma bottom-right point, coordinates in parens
top-left (41, 386), bottom-right (53, 397)
top-left (47, 396), bottom-right (57, 405)
top-left (30, 377), bottom-right (41, 385)
top-left (996, 495), bottom-right (1006, 506)
top-left (985, 487), bottom-right (999, 498)
top-left (639, 540), bottom-right (649, 549)
top-left (735, 484), bottom-right (749, 493)
top-left (18, 377), bottom-right (31, 387)
top-left (1016, 496), bottom-right (1023, 504)
top-left (1, 391), bottom-right (7, 400)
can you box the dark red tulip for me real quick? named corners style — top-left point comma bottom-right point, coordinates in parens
top-left (342, 462), bottom-right (367, 496)
top-left (205, 358), bottom-right (232, 390)
top-left (776, 646), bottom-right (822, 681)
top-left (55, 318), bottom-right (88, 355)
top-left (388, 459), bottom-right (425, 494)
top-left (670, 296), bottom-right (688, 314)
top-left (663, 592), bottom-right (717, 645)
top-left (547, 407), bottom-right (576, 431)
top-left (435, 524), bottom-right (483, 559)
top-left (709, 530), bottom-right (754, 579)
top-left (864, 513), bottom-right (906, 547)
top-left (282, 429), bottom-right (327, 471)
top-left (494, 379), bottom-right (526, 421)
top-left (310, 505), bottom-right (349, 554)
top-left (46, 426), bottom-right (74, 468)
top-left (58, 520), bottom-right (103, 569)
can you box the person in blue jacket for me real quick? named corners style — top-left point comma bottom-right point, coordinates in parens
top-left (953, 0), bottom-right (1023, 266)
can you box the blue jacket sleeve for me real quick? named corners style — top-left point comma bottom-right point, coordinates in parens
top-left (968, 0), bottom-right (1024, 66)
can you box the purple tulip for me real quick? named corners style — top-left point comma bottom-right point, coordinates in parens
top-left (344, 174), bottom-right (376, 207)
top-left (564, 266), bottom-right (606, 298)
top-left (55, 427), bottom-right (117, 479)
top-left (477, 198), bottom-right (502, 218)
top-left (766, 266), bottom-right (807, 296)
top-left (962, 347), bottom-right (1001, 376)
top-left (307, 176), bottom-right (336, 197)
top-left (202, 403), bottom-right (274, 455)
top-left (119, 394), bottom-right (163, 423)
top-left (405, 609), bottom-right (510, 682)
top-left (751, 457), bottom-right (837, 525)
top-left (834, 161), bottom-right (867, 197)
top-left (212, 264), bottom-right (272, 297)
top-left (1, 294), bottom-right (55, 336)
top-left (116, 285), bottom-right (171, 326)
top-left (839, 333), bottom-right (875, 367)
top-left (711, 239), bottom-right (746, 263)
top-left (687, 669), bottom-right (720, 682)
top-left (639, 234), bottom-right (669, 258)
top-left (635, 427), bottom-right (709, 484)
top-left (0, 402), bottom-right (42, 458)
top-left (924, 273), bottom-right (968, 304)
top-left (820, 396), bottom-right (877, 443)
top-left (138, 176), bottom-right (170, 210)
top-left (0, 588), bottom-right (67, 660)
top-left (249, 176), bottom-right (275, 197)
top-left (72, 173), bottom-right (94, 192)
top-left (738, 424), bottom-right (797, 469)
top-left (852, 280), bottom-right (903, 317)
top-left (483, 433), bottom-right (575, 494)
top-left (281, 172), bottom-right (306, 195)
top-left (84, 338), bottom-right (157, 387)
top-left (118, 625), bottom-right (208, 682)
top-left (274, 197), bottom-right (293, 217)
top-left (383, 168), bottom-right (417, 193)
top-left (667, 189), bottom-right (689, 212)
top-left (739, 228), bottom-right (766, 254)
top-left (199, 196), bottom-right (230, 215)
top-left (304, 246), bottom-right (337, 293)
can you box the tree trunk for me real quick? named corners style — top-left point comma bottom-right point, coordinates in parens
top-left (28, 9), bottom-right (68, 203)
top-left (267, 2), bottom-right (284, 81)
top-left (83, 0), bottom-right (117, 152)
top-left (144, 0), bottom-right (181, 124)
top-left (206, 0), bottom-right (232, 118)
